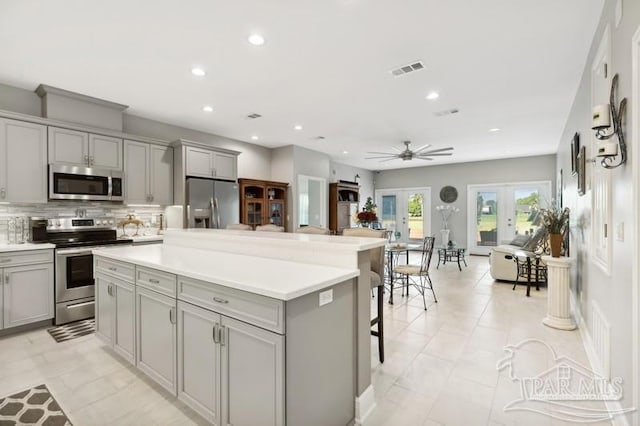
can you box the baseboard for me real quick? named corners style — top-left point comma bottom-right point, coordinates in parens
top-left (570, 292), bottom-right (630, 426)
top-left (354, 385), bottom-right (377, 425)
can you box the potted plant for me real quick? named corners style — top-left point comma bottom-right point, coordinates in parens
top-left (354, 197), bottom-right (378, 227)
top-left (539, 204), bottom-right (570, 257)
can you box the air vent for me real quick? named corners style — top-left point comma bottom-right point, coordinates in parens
top-left (390, 61), bottom-right (425, 77)
top-left (314, 136), bottom-right (326, 140)
top-left (246, 113), bottom-right (262, 119)
top-left (434, 108), bottom-right (460, 117)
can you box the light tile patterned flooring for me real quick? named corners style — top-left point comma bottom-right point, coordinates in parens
top-left (0, 255), bottom-right (607, 425)
top-left (368, 254), bottom-right (611, 426)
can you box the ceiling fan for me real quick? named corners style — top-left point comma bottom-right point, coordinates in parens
top-left (365, 141), bottom-right (454, 162)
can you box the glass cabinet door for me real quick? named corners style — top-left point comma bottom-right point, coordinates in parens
top-left (269, 201), bottom-right (284, 226)
top-left (246, 200), bottom-right (263, 229)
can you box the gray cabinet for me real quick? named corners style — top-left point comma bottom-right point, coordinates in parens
top-left (136, 285), bottom-right (177, 394)
top-left (221, 315), bottom-right (284, 426)
top-left (48, 126), bottom-right (123, 170)
top-left (95, 273), bottom-right (136, 365)
top-left (177, 301), bottom-right (221, 424)
top-left (0, 118), bottom-right (48, 203)
top-left (185, 146), bottom-right (237, 181)
top-left (2, 263), bottom-right (54, 329)
top-left (176, 301), bottom-right (284, 426)
top-left (125, 140), bottom-right (173, 205)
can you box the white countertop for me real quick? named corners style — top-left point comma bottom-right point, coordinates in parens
top-left (93, 245), bottom-right (359, 301)
top-left (119, 235), bottom-right (164, 243)
top-left (0, 242), bottom-right (56, 253)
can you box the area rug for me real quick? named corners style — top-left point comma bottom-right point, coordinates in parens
top-left (0, 384), bottom-right (72, 425)
top-left (47, 319), bottom-right (95, 343)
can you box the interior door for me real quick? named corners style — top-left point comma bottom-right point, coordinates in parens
top-left (375, 188), bottom-right (431, 242)
top-left (468, 182), bottom-right (551, 255)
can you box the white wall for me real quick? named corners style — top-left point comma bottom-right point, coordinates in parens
top-left (375, 155), bottom-right (556, 244)
top-left (555, 0), bottom-right (639, 414)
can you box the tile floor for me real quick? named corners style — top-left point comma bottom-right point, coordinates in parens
top-left (0, 254), bottom-right (611, 426)
top-left (368, 254), bottom-right (613, 426)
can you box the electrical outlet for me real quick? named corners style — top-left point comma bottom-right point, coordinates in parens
top-left (319, 289), bottom-right (333, 307)
top-left (616, 222), bottom-right (624, 242)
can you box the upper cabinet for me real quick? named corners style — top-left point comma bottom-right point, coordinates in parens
top-left (125, 140), bottom-right (173, 205)
top-left (0, 118), bottom-right (48, 203)
top-left (185, 146), bottom-right (237, 181)
top-left (48, 126), bottom-right (123, 170)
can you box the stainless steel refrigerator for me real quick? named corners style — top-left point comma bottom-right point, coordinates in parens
top-left (185, 178), bottom-right (239, 229)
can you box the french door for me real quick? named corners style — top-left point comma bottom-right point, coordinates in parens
top-left (467, 181), bottom-right (551, 255)
top-left (375, 188), bottom-right (431, 243)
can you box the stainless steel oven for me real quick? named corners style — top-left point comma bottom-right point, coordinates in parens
top-left (49, 165), bottom-right (123, 201)
top-left (55, 246), bottom-right (103, 324)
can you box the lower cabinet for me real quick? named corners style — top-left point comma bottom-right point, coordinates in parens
top-left (2, 263), bottom-right (54, 329)
top-left (177, 301), bottom-right (284, 426)
top-left (95, 275), bottom-right (136, 365)
top-left (136, 285), bottom-right (177, 395)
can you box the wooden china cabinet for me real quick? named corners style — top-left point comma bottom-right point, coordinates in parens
top-left (238, 178), bottom-right (288, 230)
top-left (329, 181), bottom-right (360, 234)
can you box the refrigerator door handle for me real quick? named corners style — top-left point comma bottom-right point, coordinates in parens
top-left (214, 197), bottom-right (221, 229)
top-left (209, 197), bottom-right (218, 229)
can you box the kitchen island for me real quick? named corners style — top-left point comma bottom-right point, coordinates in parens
top-left (93, 229), bottom-right (385, 426)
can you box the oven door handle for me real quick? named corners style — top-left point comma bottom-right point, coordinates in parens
top-left (56, 247), bottom-right (107, 256)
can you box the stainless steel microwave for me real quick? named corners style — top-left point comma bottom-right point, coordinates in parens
top-left (49, 165), bottom-right (124, 201)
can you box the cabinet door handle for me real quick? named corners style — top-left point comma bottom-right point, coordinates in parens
top-left (213, 297), bottom-right (229, 304)
top-left (0, 188), bottom-right (5, 199)
top-left (84, 154), bottom-right (89, 166)
top-left (4, 274), bottom-right (9, 284)
top-left (169, 307), bottom-right (176, 324)
top-left (90, 156), bottom-right (94, 166)
top-left (148, 278), bottom-right (160, 284)
top-left (220, 325), bottom-right (226, 346)
top-left (150, 194), bottom-right (154, 202)
top-left (212, 168), bottom-right (216, 177)
top-left (0, 258), bottom-right (11, 263)
top-left (213, 324), bottom-right (219, 343)
top-left (108, 266), bottom-right (117, 271)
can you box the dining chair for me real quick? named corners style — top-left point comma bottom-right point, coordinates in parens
top-left (513, 252), bottom-right (547, 297)
top-left (255, 224), bottom-right (285, 232)
top-left (393, 236), bottom-right (437, 310)
top-left (295, 225), bottom-right (330, 235)
top-left (225, 223), bottom-right (252, 230)
top-left (342, 227), bottom-right (386, 363)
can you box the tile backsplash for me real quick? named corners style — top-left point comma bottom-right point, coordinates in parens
top-left (0, 202), bottom-right (167, 243)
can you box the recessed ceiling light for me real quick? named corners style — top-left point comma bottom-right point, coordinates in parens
top-left (342, 150), bottom-right (349, 155)
top-left (426, 91), bottom-right (440, 100)
top-left (294, 125), bottom-right (303, 131)
top-left (191, 67), bottom-right (206, 77)
top-left (248, 34), bottom-right (265, 46)
top-left (251, 135), bottom-right (259, 141)
top-left (202, 105), bottom-right (213, 112)
top-left (489, 128), bottom-right (501, 132)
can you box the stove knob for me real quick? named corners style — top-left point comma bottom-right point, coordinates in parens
top-left (108, 220), bottom-right (114, 225)
top-left (47, 219), bottom-right (53, 227)
top-left (55, 220), bottom-right (61, 227)
top-left (96, 220), bottom-right (102, 226)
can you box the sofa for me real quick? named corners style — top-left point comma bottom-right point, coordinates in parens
top-left (489, 230), bottom-right (546, 282)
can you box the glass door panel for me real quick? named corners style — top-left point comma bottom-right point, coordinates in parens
top-left (246, 200), bottom-right (263, 229)
top-left (269, 201), bottom-right (284, 226)
top-left (512, 188), bottom-right (541, 238)
top-left (476, 190), bottom-right (498, 249)
top-left (376, 188), bottom-right (430, 243)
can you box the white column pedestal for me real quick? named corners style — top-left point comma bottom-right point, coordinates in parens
top-left (541, 256), bottom-right (576, 330)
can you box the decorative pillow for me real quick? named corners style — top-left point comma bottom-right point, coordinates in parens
top-left (509, 234), bottom-right (530, 247)
top-left (522, 227), bottom-right (547, 252)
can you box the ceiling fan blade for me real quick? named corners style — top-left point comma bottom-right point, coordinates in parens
top-left (417, 153), bottom-right (453, 157)
top-left (413, 143), bottom-right (432, 154)
top-left (365, 155), bottom-right (397, 160)
top-left (391, 146), bottom-right (403, 152)
top-left (419, 147), bottom-right (454, 155)
top-left (379, 157), bottom-right (399, 162)
top-left (416, 157), bottom-right (434, 160)
top-left (366, 151), bottom-right (397, 155)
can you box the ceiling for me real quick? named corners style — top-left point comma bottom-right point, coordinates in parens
top-left (0, 0), bottom-right (604, 170)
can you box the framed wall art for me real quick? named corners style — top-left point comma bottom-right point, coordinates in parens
top-left (577, 145), bottom-right (586, 196)
top-left (571, 132), bottom-right (580, 176)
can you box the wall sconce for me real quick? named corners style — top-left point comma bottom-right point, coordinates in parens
top-left (591, 73), bottom-right (627, 169)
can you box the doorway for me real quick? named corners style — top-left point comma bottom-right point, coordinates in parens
top-left (375, 188), bottom-right (431, 243)
top-left (467, 181), bottom-right (552, 255)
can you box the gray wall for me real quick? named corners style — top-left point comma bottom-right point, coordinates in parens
top-left (0, 83), bottom-right (41, 116)
top-left (375, 155), bottom-right (556, 243)
top-left (555, 0), bottom-right (639, 412)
